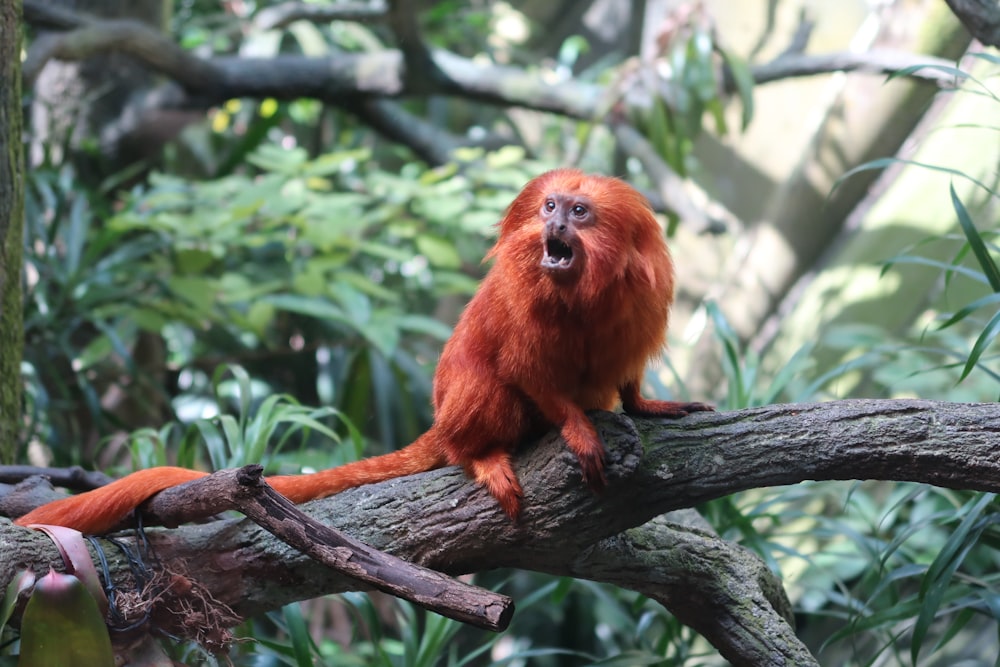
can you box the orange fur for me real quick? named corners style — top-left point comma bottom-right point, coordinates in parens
top-left (14, 169), bottom-right (712, 534)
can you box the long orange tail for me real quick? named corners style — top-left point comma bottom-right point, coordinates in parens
top-left (267, 432), bottom-right (447, 502)
top-left (14, 433), bottom-right (447, 535)
top-left (14, 467), bottom-right (208, 534)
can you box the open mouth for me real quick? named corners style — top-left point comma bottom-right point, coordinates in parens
top-left (541, 236), bottom-right (574, 270)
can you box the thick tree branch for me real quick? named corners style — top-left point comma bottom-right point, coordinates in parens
top-left (19, 0), bottom-right (973, 217)
top-left (20, 1), bottom-right (80, 30)
top-left (3, 398), bottom-right (998, 664)
top-left (943, 0), bottom-right (1000, 47)
top-left (21, 0), bottom-right (967, 118)
top-left (341, 97), bottom-right (491, 165)
top-left (253, 1), bottom-right (388, 32)
top-left (578, 514), bottom-right (817, 667)
top-left (22, 16), bottom-right (222, 90)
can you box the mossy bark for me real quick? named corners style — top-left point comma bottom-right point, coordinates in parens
top-left (0, 0), bottom-right (25, 464)
top-left (5, 402), bottom-right (1000, 663)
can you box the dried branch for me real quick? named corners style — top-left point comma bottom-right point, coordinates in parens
top-left (118, 465), bottom-right (512, 630)
top-left (748, 49), bottom-right (966, 88)
top-left (192, 467), bottom-right (513, 631)
top-left (0, 465), bottom-right (114, 490)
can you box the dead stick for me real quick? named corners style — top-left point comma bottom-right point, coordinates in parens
top-left (141, 466), bottom-right (514, 631)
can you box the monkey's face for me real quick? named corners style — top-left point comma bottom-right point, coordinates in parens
top-left (489, 169), bottom-right (670, 302)
top-left (538, 192), bottom-right (595, 282)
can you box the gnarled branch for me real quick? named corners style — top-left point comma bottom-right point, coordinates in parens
top-left (3, 399), bottom-right (998, 664)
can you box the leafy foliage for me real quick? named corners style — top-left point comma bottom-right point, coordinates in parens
top-left (21, 148), bottom-right (547, 466)
top-left (724, 55), bottom-right (1000, 664)
top-left (13, 1), bottom-right (1000, 666)
top-left (625, 6), bottom-right (754, 181)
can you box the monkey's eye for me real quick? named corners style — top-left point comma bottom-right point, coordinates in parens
top-left (571, 204), bottom-right (588, 218)
top-left (544, 200), bottom-right (556, 212)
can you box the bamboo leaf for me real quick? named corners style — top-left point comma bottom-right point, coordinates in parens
top-left (951, 183), bottom-right (1000, 292)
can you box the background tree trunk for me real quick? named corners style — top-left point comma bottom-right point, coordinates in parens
top-left (0, 0), bottom-right (25, 465)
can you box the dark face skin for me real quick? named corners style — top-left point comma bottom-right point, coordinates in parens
top-left (539, 193), bottom-right (594, 276)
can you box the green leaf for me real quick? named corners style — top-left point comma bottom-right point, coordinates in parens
top-left (282, 603), bottom-right (315, 667)
top-left (687, 30), bottom-right (717, 103)
top-left (835, 158), bottom-right (995, 200)
top-left (882, 254), bottom-right (994, 286)
top-left (0, 570), bottom-right (35, 637)
top-left (301, 148), bottom-right (371, 177)
top-left (174, 247), bottom-right (217, 275)
top-left (556, 35), bottom-right (590, 70)
top-left (912, 493), bottom-right (994, 664)
top-left (168, 275), bottom-right (217, 316)
top-left (414, 193), bottom-right (468, 226)
top-left (271, 411), bottom-right (342, 448)
top-left (246, 144), bottom-right (309, 174)
top-left (415, 234), bottom-right (462, 269)
top-left (64, 197), bottom-right (90, 276)
top-left (705, 97), bottom-right (728, 135)
top-left (360, 311), bottom-right (402, 357)
top-left (951, 182), bottom-right (1000, 292)
top-left (936, 292), bottom-right (1000, 330)
top-left (415, 611), bottom-right (460, 667)
top-left (18, 570), bottom-right (114, 667)
top-left (959, 309), bottom-right (1000, 381)
top-left (330, 283), bottom-right (372, 323)
top-left (216, 414), bottom-right (244, 463)
top-left (647, 96), bottom-right (674, 168)
top-left (720, 48), bottom-right (755, 130)
top-left (247, 301), bottom-right (276, 334)
top-left (265, 293), bottom-right (348, 322)
top-left (194, 419), bottom-right (227, 472)
top-left (291, 263), bottom-right (327, 297)
top-left (397, 314), bottom-right (453, 341)
top-left (485, 145), bottom-right (527, 170)
top-left (419, 162), bottom-right (459, 184)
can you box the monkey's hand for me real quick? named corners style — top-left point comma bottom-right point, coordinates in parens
top-left (620, 381), bottom-right (714, 419)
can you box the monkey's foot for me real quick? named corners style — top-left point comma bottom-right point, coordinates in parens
top-left (574, 445), bottom-right (607, 494)
top-left (468, 454), bottom-right (523, 519)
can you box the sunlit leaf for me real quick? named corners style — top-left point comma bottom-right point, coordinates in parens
top-left (959, 309), bottom-right (1000, 381)
top-left (415, 234), bottom-right (462, 269)
top-left (485, 145), bottom-right (528, 170)
top-left (936, 292), bottom-right (1000, 330)
top-left (246, 144), bottom-right (309, 174)
top-left (912, 494), bottom-right (995, 664)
